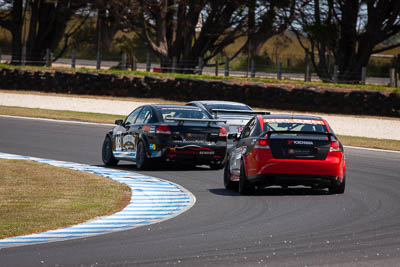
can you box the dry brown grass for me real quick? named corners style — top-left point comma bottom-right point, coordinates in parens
top-left (0, 89), bottom-right (187, 105)
top-left (337, 135), bottom-right (400, 151)
top-left (0, 105), bottom-right (123, 124)
top-left (0, 159), bottom-right (131, 239)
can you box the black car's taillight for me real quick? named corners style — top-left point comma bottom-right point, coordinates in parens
top-left (156, 125), bottom-right (171, 135)
top-left (219, 127), bottom-right (227, 137)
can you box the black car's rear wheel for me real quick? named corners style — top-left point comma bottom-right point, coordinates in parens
top-left (136, 141), bottom-right (150, 170)
top-left (239, 161), bottom-right (254, 195)
top-left (224, 160), bottom-right (238, 191)
top-left (210, 162), bottom-right (224, 170)
top-left (102, 136), bottom-right (119, 166)
top-left (329, 175), bottom-right (346, 194)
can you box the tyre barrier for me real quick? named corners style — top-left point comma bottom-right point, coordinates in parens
top-left (0, 152), bottom-right (196, 248)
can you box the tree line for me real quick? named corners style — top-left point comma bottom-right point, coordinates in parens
top-left (0, 0), bottom-right (400, 83)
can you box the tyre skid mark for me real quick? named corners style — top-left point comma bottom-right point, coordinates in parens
top-left (0, 152), bottom-right (196, 248)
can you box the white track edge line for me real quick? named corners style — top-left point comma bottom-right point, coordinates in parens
top-left (0, 152), bottom-right (196, 249)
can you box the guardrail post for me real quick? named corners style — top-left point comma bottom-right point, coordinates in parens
top-left (96, 50), bottom-right (101, 70)
top-left (390, 68), bottom-right (396, 88)
top-left (45, 48), bottom-right (51, 67)
top-left (133, 56), bottom-right (137, 71)
top-left (277, 62), bottom-right (282, 80)
top-left (361, 67), bottom-right (367, 85)
top-left (251, 58), bottom-right (255, 78)
top-left (326, 54), bottom-right (331, 72)
top-left (198, 57), bottom-right (203, 75)
top-left (304, 62), bottom-right (311, 82)
top-left (21, 45), bottom-right (26, 65)
top-left (121, 52), bottom-right (127, 71)
top-left (333, 65), bottom-right (338, 83)
top-left (146, 52), bottom-right (151, 72)
top-left (224, 56), bottom-right (229, 77)
top-left (71, 49), bottom-right (76, 68)
top-left (215, 60), bottom-right (219, 76)
top-left (172, 56), bottom-right (177, 73)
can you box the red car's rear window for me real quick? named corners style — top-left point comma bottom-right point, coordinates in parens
top-left (263, 118), bottom-right (328, 133)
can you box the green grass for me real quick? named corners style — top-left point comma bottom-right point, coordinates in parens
top-left (0, 159), bottom-right (131, 239)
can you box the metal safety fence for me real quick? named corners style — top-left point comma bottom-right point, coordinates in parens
top-left (0, 46), bottom-right (398, 87)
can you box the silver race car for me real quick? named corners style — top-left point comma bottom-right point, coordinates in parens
top-left (186, 100), bottom-right (270, 147)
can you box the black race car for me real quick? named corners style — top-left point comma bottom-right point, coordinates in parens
top-left (102, 104), bottom-right (228, 169)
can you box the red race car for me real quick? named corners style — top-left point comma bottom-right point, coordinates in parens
top-left (224, 115), bottom-right (346, 195)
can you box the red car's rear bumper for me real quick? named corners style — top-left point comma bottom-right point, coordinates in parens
top-left (244, 149), bottom-right (345, 181)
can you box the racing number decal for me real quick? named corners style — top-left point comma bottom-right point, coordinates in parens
top-left (115, 131), bottom-right (123, 151)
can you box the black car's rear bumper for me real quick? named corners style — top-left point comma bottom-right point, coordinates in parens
top-left (149, 142), bottom-right (227, 165)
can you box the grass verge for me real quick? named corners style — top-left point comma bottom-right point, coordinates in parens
top-left (0, 105), bottom-right (124, 124)
top-left (1, 105), bottom-right (399, 151)
top-left (0, 159), bottom-right (131, 239)
top-left (337, 135), bottom-right (400, 151)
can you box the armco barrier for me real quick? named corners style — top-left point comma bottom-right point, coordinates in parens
top-left (0, 68), bottom-right (399, 117)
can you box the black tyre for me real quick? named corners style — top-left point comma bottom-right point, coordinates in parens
top-left (223, 160), bottom-right (238, 190)
top-left (210, 163), bottom-right (224, 170)
top-left (239, 161), bottom-right (254, 195)
top-left (329, 175), bottom-right (346, 194)
top-left (179, 162), bottom-right (196, 170)
top-left (136, 141), bottom-right (150, 170)
top-left (102, 136), bottom-right (119, 166)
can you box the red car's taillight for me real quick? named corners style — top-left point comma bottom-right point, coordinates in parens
top-left (329, 141), bottom-right (341, 152)
top-left (219, 127), bottom-right (227, 137)
top-left (255, 138), bottom-right (270, 149)
top-left (156, 124), bottom-right (171, 135)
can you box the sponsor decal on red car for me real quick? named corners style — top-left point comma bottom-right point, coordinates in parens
top-left (288, 140), bottom-right (314, 145)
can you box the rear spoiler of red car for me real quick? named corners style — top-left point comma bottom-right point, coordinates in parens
top-left (165, 117), bottom-right (227, 126)
top-left (210, 109), bottom-right (271, 115)
top-left (264, 131), bottom-right (335, 140)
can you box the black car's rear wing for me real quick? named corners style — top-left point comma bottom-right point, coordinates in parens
top-left (210, 109), bottom-right (271, 115)
top-left (165, 117), bottom-right (227, 126)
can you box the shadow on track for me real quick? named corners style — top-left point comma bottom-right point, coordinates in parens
top-left (96, 162), bottom-right (212, 172)
top-left (209, 187), bottom-right (329, 196)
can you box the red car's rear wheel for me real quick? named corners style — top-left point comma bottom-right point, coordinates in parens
top-left (239, 161), bottom-right (254, 195)
top-left (329, 175), bottom-right (346, 194)
top-left (224, 160), bottom-right (238, 191)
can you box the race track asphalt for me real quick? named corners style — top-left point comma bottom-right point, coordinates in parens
top-left (1, 116), bottom-right (400, 267)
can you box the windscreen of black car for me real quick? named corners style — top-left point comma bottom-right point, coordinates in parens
top-left (204, 104), bottom-right (252, 111)
top-left (161, 107), bottom-right (221, 143)
top-left (263, 118), bottom-right (330, 160)
top-left (161, 107), bottom-right (211, 124)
